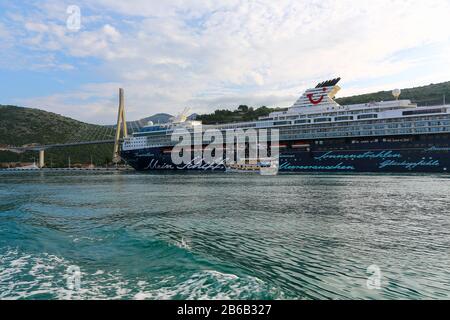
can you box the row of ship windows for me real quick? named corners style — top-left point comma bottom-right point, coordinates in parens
top-left (313, 145), bottom-right (450, 152)
top-left (133, 115), bottom-right (450, 138)
top-left (240, 115), bottom-right (450, 130)
top-left (267, 107), bottom-right (407, 120)
top-left (124, 138), bottom-right (147, 148)
top-left (274, 118), bottom-right (450, 131)
top-left (129, 119), bottom-right (450, 145)
top-left (278, 127), bottom-right (450, 140)
top-left (217, 123), bottom-right (257, 130)
top-left (279, 121), bottom-right (450, 134)
top-left (304, 134), bottom-right (449, 146)
top-left (274, 111), bottom-right (447, 125)
top-left (261, 114), bottom-right (377, 126)
top-left (314, 137), bottom-right (449, 146)
top-left (130, 126), bottom-right (450, 146)
top-left (262, 108), bottom-right (444, 122)
top-left (288, 125), bottom-right (450, 134)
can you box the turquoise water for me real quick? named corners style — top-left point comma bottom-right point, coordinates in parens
top-left (0, 171), bottom-right (449, 300)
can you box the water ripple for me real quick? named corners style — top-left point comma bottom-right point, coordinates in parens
top-left (1, 172), bottom-right (449, 299)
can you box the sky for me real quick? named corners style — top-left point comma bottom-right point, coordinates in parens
top-left (0, 0), bottom-right (449, 124)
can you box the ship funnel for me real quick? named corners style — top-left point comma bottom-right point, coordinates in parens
top-left (392, 89), bottom-right (401, 100)
top-left (290, 78), bottom-right (342, 109)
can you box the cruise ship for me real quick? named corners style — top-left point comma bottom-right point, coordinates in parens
top-left (120, 78), bottom-right (450, 173)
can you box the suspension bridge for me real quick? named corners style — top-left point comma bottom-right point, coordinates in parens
top-left (1, 88), bottom-right (142, 169)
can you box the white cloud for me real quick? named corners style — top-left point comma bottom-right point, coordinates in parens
top-left (102, 24), bottom-right (120, 42)
top-left (3, 0), bottom-right (450, 123)
top-left (0, 22), bottom-right (13, 48)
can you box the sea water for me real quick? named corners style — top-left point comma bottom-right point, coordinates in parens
top-left (0, 172), bottom-right (449, 300)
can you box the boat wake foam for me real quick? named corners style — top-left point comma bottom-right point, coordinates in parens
top-left (0, 248), bottom-right (283, 300)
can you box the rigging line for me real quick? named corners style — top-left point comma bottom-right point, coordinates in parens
top-left (137, 118), bottom-right (145, 130)
top-left (99, 125), bottom-right (109, 141)
top-left (133, 122), bottom-right (140, 134)
top-left (135, 120), bottom-right (142, 133)
top-left (127, 120), bottom-right (134, 135)
top-left (135, 119), bottom-right (143, 132)
top-left (94, 124), bottom-right (109, 141)
top-left (81, 124), bottom-right (96, 143)
top-left (77, 121), bottom-right (93, 143)
top-left (62, 123), bottom-right (77, 144)
top-left (133, 118), bottom-right (142, 133)
top-left (79, 120), bottom-right (98, 143)
top-left (105, 125), bottom-right (113, 140)
top-left (109, 125), bottom-right (115, 139)
top-left (102, 125), bottom-right (112, 140)
top-left (125, 120), bottom-right (132, 135)
top-left (91, 122), bottom-right (109, 142)
top-left (85, 124), bottom-right (98, 142)
top-left (76, 121), bottom-right (96, 144)
top-left (136, 118), bottom-right (142, 129)
top-left (126, 120), bottom-right (133, 135)
top-left (68, 127), bottom-right (78, 144)
top-left (75, 123), bottom-right (89, 143)
top-left (105, 126), bottom-right (111, 139)
top-left (97, 125), bottom-right (105, 141)
top-left (88, 124), bottom-right (103, 142)
top-left (94, 125), bottom-right (106, 141)
top-left (105, 125), bottom-right (114, 140)
top-left (131, 120), bottom-right (138, 134)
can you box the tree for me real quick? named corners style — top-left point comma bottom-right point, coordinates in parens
top-left (238, 105), bottom-right (249, 112)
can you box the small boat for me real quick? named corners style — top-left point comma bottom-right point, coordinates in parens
top-left (225, 158), bottom-right (278, 176)
top-left (259, 159), bottom-right (279, 176)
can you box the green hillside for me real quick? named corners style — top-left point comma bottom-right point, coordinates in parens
top-left (336, 81), bottom-right (450, 106)
top-left (0, 105), bottom-right (115, 167)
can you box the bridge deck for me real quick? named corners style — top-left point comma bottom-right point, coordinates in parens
top-left (3, 139), bottom-right (116, 152)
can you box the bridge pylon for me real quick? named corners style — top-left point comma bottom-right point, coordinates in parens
top-left (39, 149), bottom-right (45, 168)
top-left (113, 88), bottom-right (128, 164)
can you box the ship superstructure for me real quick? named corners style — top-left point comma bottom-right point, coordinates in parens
top-left (121, 78), bottom-right (450, 173)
